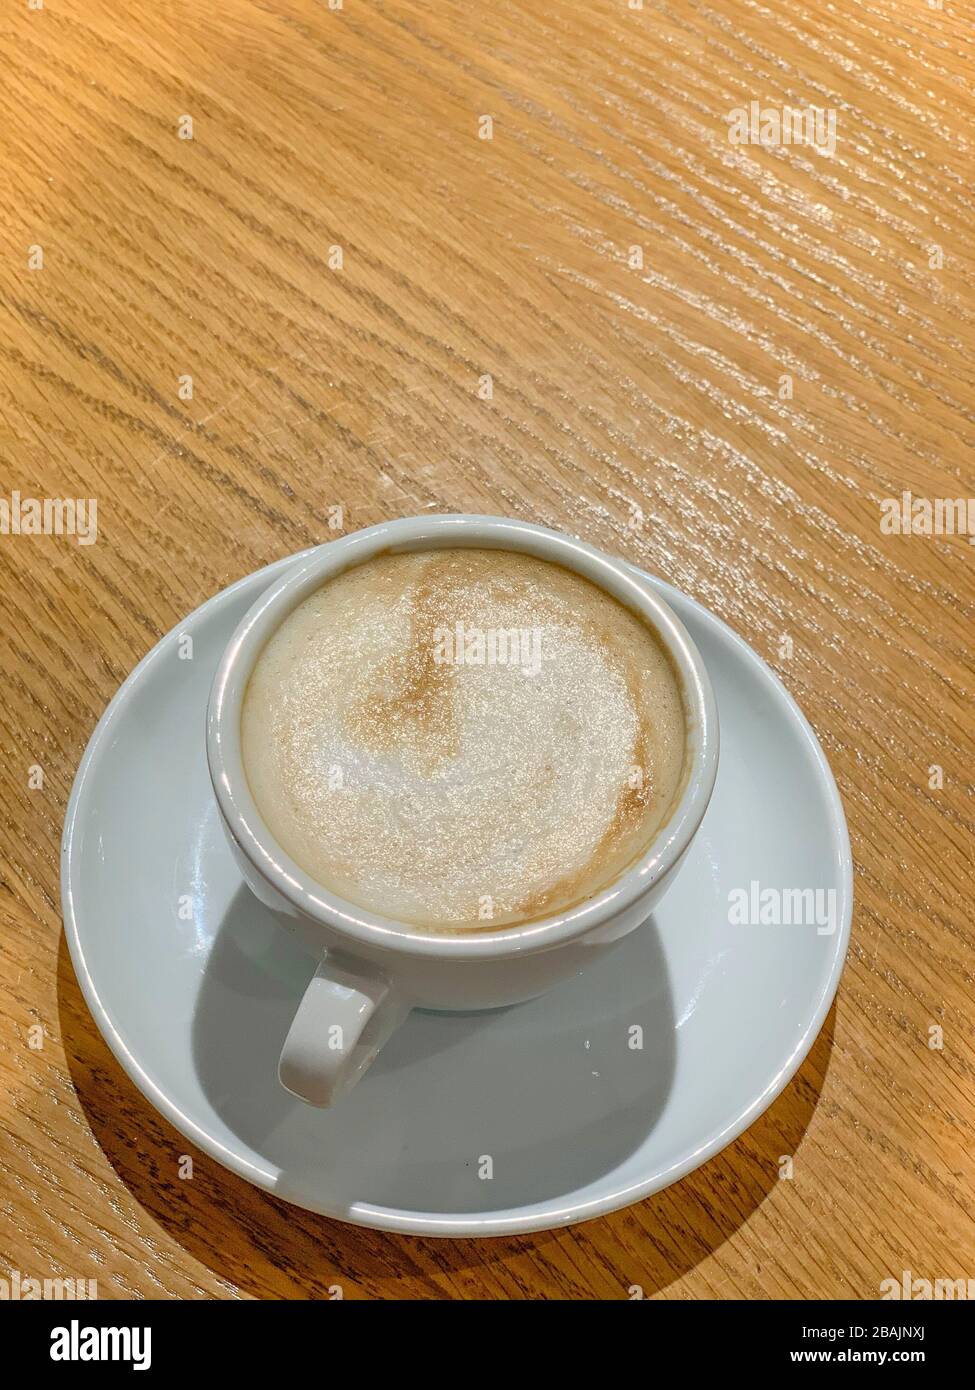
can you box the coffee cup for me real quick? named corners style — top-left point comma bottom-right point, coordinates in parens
top-left (207, 515), bottom-right (718, 1105)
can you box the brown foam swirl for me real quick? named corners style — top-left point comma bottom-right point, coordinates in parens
top-left (241, 548), bottom-right (687, 931)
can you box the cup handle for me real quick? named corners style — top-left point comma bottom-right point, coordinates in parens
top-left (279, 954), bottom-right (409, 1107)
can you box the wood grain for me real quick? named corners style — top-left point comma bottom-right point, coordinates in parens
top-left (1, 0), bottom-right (973, 1299)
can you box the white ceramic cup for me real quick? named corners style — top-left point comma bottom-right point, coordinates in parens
top-left (206, 515), bottom-right (719, 1106)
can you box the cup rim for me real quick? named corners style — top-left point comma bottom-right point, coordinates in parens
top-left (206, 515), bottom-right (719, 960)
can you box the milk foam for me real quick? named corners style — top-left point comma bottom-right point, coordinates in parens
top-left (241, 549), bottom-right (687, 931)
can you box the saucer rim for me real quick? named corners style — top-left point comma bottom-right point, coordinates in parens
top-left (61, 550), bottom-right (853, 1239)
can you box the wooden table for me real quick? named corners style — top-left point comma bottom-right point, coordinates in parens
top-left (1, 0), bottom-right (972, 1300)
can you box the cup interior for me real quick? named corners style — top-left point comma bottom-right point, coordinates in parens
top-left (206, 516), bottom-right (718, 958)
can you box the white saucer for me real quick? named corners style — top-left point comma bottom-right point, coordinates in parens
top-left (61, 551), bottom-right (852, 1238)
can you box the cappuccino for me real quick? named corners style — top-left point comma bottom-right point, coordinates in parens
top-left (241, 549), bottom-right (687, 931)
